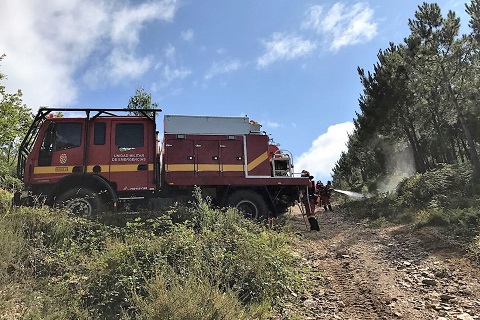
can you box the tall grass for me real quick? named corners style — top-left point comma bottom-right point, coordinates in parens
top-left (134, 268), bottom-right (247, 320)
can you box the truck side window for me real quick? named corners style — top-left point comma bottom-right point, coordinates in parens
top-left (41, 122), bottom-right (55, 152)
top-left (54, 123), bottom-right (82, 151)
top-left (94, 122), bottom-right (106, 145)
top-left (38, 122), bottom-right (55, 166)
top-left (116, 123), bottom-right (144, 151)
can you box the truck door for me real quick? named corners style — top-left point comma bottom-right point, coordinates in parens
top-left (109, 121), bottom-right (150, 192)
top-left (87, 121), bottom-right (110, 181)
top-left (34, 121), bottom-right (84, 184)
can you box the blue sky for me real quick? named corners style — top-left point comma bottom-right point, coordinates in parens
top-left (0, 0), bottom-right (468, 184)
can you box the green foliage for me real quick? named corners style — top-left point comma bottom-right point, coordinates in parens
top-left (0, 175), bottom-right (24, 194)
top-left (342, 191), bottom-right (401, 221)
top-left (0, 54), bottom-right (33, 179)
top-left (153, 188), bottom-right (298, 306)
top-left (0, 206), bottom-right (92, 319)
top-left (127, 87), bottom-right (159, 117)
top-left (395, 163), bottom-right (474, 209)
top-left (0, 188), bottom-right (13, 214)
top-left (333, 1), bottom-right (480, 189)
top-left (340, 162), bottom-right (480, 259)
top-left (0, 191), bottom-right (299, 319)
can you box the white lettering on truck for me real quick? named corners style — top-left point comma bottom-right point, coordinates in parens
top-left (112, 153), bottom-right (146, 162)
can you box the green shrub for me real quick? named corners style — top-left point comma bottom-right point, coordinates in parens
top-left (396, 163), bottom-right (475, 210)
top-left (426, 207), bottom-right (480, 229)
top-left (0, 175), bottom-right (23, 193)
top-left (343, 163), bottom-right (480, 227)
top-left (82, 237), bottom-right (165, 318)
top-left (157, 205), bottom-right (298, 305)
top-left (424, 208), bottom-right (451, 226)
top-left (0, 188), bottom-right (12, 214)
top-left (0, 189), bottom-right (300, 319)
top-left (342, 191), bottom-right (401, 220)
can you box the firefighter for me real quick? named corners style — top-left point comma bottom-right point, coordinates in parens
top-left (301, 170), bottom-right (320, 231)
top-left (316, 180), bottom-right (324, 206)
top-left (323, 181), bottom-right (333, 211)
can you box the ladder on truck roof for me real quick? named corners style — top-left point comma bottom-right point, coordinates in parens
top-left (16, 107), bottom-right (162, 180)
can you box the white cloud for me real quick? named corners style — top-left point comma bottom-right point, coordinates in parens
top-left (204, 59), bottom-right (243, 80)
top-left (111, 2), bottom-right (174, 47)
top-left (163, 66), bottom-right (192, 85)
top-left (302, 5), bottom-right (324, 34)
top-left (150, 44), bottom-right (191, 89)
top-left (295, 122), bottom-right (354, 183)
top-left (108, 50), bottom-right (153, 81)
top-left (0, 0), bottom-right (180, 111)
top-left (83, 48), bottom-right (154, 87)
top-left (265, 121), bottom-right (281, 129)
top-left (302, 2), bottom-right (377, 51)
top-left (181, 29), bottom-right (194, 41)
top-left (257, 33), bottom-right (317, 68)
top-left (164, 44), bottom-right (176, 62)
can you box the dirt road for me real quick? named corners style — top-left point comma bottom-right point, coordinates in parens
top-left (279, 207), bottom-right (480, 320)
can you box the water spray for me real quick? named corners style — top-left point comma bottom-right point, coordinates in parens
top-left (333, 189), bottom-right (369, 198)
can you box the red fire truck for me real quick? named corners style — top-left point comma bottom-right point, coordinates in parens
top-left (15, 108), bottom-right (309, 219)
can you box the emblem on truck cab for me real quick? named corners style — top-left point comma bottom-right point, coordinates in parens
top-left (59, 153), bottom-right (67, 164)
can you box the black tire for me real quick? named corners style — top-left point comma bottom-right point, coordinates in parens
top-left (55, 187), bottom-right (103, 216)
top-left (226, 190), bottom-right (268, 220)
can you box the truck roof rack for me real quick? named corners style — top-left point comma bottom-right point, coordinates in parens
top-left (37, 107), bottom-right (162, 120)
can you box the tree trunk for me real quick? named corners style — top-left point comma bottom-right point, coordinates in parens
top-left (445, 79), bottom-right (480, 180)
top-left (448, 130), bottom-right (458, 161)
top-left (431, 112), bottom-right (454, 163)
top-left (401, 119), bottom-right (427, 173)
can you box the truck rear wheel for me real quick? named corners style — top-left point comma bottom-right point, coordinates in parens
top-left (227, 190), bottom-right (268, 220)
top-left (55, 187), bottom-right (103, 216)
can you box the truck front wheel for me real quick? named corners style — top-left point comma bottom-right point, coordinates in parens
top-left (226, 190), bottom-right (268, 220)
top-left (55, 187), bottom-right (103, 216)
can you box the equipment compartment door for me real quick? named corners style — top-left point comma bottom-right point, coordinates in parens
top-left (220, 139), bottom-right (244, 177)
top-left (110, 121), bottom-right (150, 192)
top-left (195, 140), bottom-right (220, 177)
top-left (164, 138), bottom-right (195, 180)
